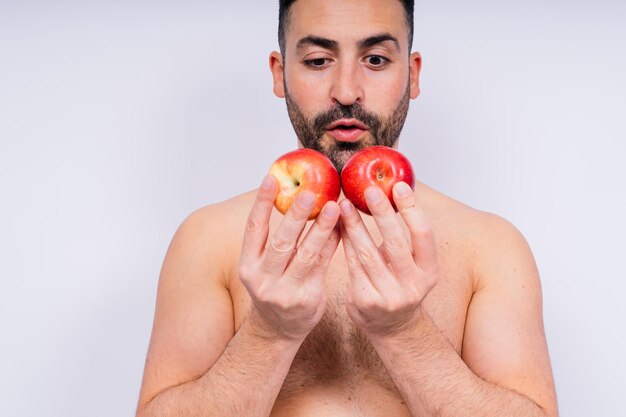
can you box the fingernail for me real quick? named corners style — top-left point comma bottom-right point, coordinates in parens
top-left (323, 203), bottom-right (339, 218)
top-left (299, 191), bottom-right (315, 208)
top-left (261, 175), bottom-right (274, 190)
top-left (365, 187), bottom-right (382, 203)
top-left (340, 199), bottom-right (354, 215)
top-left (395, 182), bottom-right (412, 197)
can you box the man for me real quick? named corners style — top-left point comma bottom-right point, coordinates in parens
top-left (136, 0), bottom-right (559, 416)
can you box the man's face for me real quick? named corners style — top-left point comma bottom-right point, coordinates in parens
top-left (271, 0), bottom-right (421, 171)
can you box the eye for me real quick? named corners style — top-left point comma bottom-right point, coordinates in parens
top-left (365, 55), bottom-right (390, 69)
top-left (304, 58), bottom-right (330, 69)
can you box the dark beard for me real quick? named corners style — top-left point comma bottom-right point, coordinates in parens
top-left (285, 84), bottom-right (410, 172)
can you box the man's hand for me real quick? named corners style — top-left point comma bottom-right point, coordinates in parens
top-left (239, 175), bottom-right (341, 342)
top-left (339, 181), bottom-right (438, 338)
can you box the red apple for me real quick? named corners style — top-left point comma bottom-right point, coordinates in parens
top-left (340, 146), bottom-right (415, 215)
top-left (268, 149), bottom-right (341, 220)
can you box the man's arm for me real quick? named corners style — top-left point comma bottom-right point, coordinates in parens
top-left (339, 183), bottom-right (558, 417)
top-left (136, 176), bottom-right (341, 417)
top-left (138, 314), bottom-right (303, 417)
top-left (369, 306), bottom-right (557, 417)
top-left (136, 204), bottom-right (299, 417)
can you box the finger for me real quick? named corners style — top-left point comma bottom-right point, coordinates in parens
top-left (262, 190), bottom-right (316, 274)
top-left (393, 182), bottom-right (438, 273)
top-left (306, 223), bottom-right (341, 287)
top-left (285, 201), bottom-right (340, 280)
top-left (340, 223), bottom-right (379, 297)
top-left (364, 186), bottom-right (416, 277)
top-left (376, 243), bottom-right (391, 265)
top-left (240, 175), bottom-right (278, 264)
top-left (339, 199), bottom-right (389, 290)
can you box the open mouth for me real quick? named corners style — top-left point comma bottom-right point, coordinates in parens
top-left (326, 119), bottom-right (368, 143)
top-left (327, 119), bottom-right (368, 130)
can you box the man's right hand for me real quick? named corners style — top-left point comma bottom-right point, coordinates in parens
top-left (238, 175), bottom-right (341, 342)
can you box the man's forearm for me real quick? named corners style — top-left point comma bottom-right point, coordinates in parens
top-left (369, 308), bottom-right (551, 417)
top-left (137, 319), bottom-right (301, 417)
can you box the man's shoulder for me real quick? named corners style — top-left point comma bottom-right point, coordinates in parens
top-left (422, 182), bottom-right (537, 294)
top-left (418, 181), bottom-right (533, 277)
top-left (184, 188), bottom-right (258, 232)
top-left (417, 180), bottom-right (518, 234)
top-left (166, 189), bottom-right (259, 283)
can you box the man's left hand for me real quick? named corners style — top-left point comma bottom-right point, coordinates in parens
top-left (339, 182), bottom-right (438, 338)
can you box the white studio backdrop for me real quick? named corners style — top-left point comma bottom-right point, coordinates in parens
top-left (1, 1), bottom-right (624, 416)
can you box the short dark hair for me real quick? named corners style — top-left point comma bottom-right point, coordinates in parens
top-left (278, 0), bottom-right (414, 55)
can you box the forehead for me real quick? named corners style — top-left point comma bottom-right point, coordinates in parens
top-left (286, 0), bottom-right (409, 51)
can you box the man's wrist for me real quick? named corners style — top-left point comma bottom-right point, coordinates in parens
top-left (243, 309), bottom-right (308, 349)
top-left (365, 305), bottom-right (427, 347)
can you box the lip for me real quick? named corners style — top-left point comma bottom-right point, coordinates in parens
top-left (326, 119), bottom-right (368, 143)
top-left (326, 119), bottom-right (368, 130)
top-left (326, 128), bottom-right (367, 143)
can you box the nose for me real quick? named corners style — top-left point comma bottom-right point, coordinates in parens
top-left (330, 60), bottom-right (363, 106)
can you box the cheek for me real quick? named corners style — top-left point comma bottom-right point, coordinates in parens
top-left (364, 71), bottom-right (409, 113)
top-left (285, 69), bottom-right (331, 112)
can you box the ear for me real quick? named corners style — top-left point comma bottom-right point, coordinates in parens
top-left (409, 51), bottom-right (422, 99)
top-left (269, 51), bottom-right (285, 98)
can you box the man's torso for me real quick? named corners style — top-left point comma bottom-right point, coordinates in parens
top-left (221, 181), bottom-right (479, 416)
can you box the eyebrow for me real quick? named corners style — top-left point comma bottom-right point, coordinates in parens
top-left (358, 33), bottom-right (400, 52)
top-left (296, 35), bottom-right (338, 51)
top-left (295, 33), bottom-right (400, 53)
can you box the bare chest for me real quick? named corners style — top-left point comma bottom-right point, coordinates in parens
top-left (229, 242), bottom-right (474, 396)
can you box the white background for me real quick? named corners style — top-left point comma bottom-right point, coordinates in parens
top-left (1, 1), bottom-right (625, 416)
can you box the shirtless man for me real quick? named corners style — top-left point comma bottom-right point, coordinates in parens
top-left (136, 0), bottom-right (559, 416)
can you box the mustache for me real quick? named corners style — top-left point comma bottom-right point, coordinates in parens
top-left (312, 103), bottom-right (382, 133)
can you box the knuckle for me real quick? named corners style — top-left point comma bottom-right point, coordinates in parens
top-left (315, 250), bottom-right (329, 266)
top-left (316, 243), bottom-right (336, 267)
top-left (406, 287), bottom-right (422, 304)
top-left (415, 223), bottom-right (434, 239)
top-left (385, 235), bottom-right (408, 251)
top-left (270, 235), bottom-right (295, 253)
top-left (358, 247), bottom-right (378, 263)
top-left (398, 199), bottom-right (417, 213)
top-left (316, 206), bottom-right (336, 224)
top-left (295, 246), bottom-right (318, 266)
top-left (346, 255), bottom-right (362, 269)
top-left (254, 288), bottom-right (273, 305)
top-left (316, 217), bottom-right (336, 233)
top-left (276, 296), bottom-right (307, 312)
top-left (238, 262), bottom-right (262, 287)
top-left (377, 207), bottom-right (395, 219)
top-left (357, 249), bottom-right (386, 276)
top-left (385, 296), bottom-right (410, 313)
top-left (238, 264), bottom-right (251, 281)
top-left (288, 202), bottom-right (312, 222)
top-left (420, 258), bottom-right (439, 275)
top-left (274, 299), bottom-right (291, 311)
top-left (341, 210), bottom-right (359, 226)
top-left (384, 301), bottom-right (400, 314)
top-left (245, 216), bottom-right (265, 234)
top-left (360, 298), bottom-right (380, 312)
